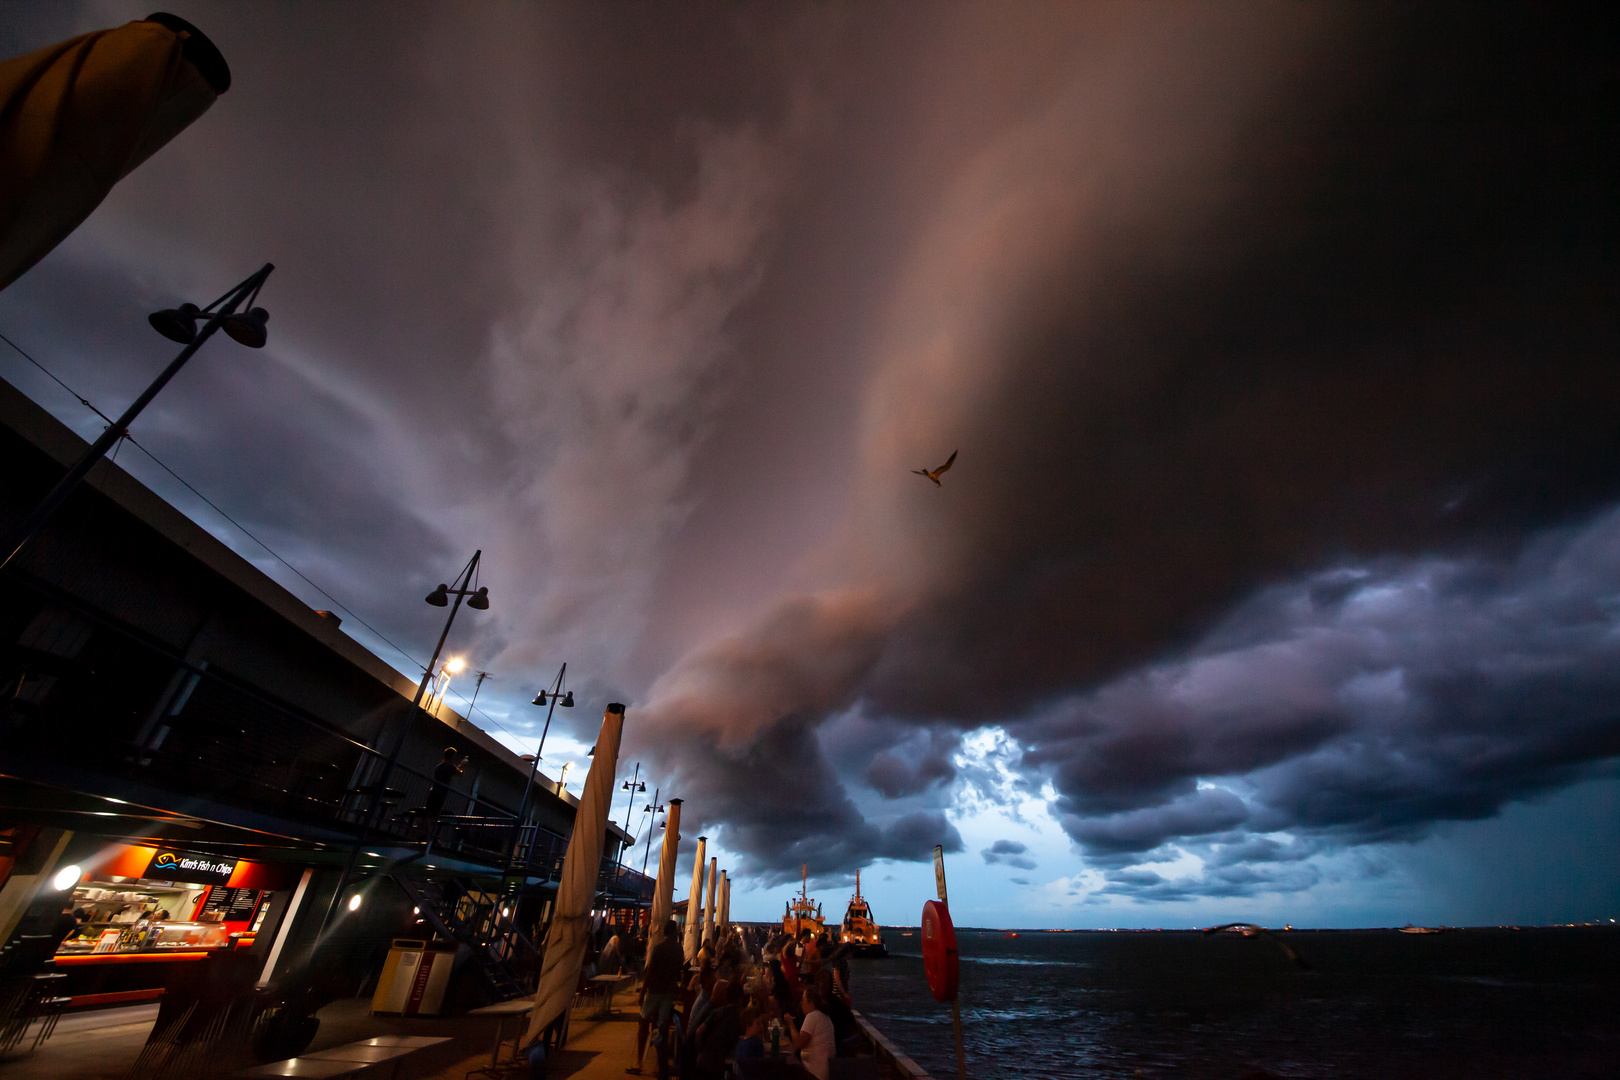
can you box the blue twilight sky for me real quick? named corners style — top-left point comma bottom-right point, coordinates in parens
top-left (1, 2), bottom-right (1616, 928)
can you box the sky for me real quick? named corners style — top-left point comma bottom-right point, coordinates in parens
top-left (1, 2), bottom-right (1616, 929)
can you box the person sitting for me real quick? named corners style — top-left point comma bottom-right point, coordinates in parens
top-left (732, 1006), bottom-right (767, 1073)
top-left (814, 970), bottom-right (858, 1055)
top-left (788, 986), bottom-right (836, 1080)
top-left (694, 979), bottom-right (742, 1079)
top-left (598, 934), bottom-right (622, 976)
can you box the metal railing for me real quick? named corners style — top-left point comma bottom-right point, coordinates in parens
top-left (1, 583), bottom-right (530, 870)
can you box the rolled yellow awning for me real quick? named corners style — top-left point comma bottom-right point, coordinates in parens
top-left (0, 12), bottom-right (230, 291)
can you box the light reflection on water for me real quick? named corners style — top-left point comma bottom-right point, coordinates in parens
top-left (848, 927), bottom-right (1620, 1079)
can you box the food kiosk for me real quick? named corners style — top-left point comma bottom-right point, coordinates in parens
top-left (52, 844), bottom-right (299, 1007)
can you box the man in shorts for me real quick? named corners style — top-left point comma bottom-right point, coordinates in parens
top-left (631, 920), bottom-right (684, 1074)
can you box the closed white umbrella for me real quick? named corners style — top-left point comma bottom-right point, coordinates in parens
top-left (720, 873), bottom-right (730, 938)
top-left (0, 14), bottom-right (229, 291)
top-left (683, 836), bottom-right (707, 963)
top-left (525, 704), bottom-right (624, 1044)
top-left (702, 856), bottom-right (718, 947)
top-left (646, 798), bottom-right (682, 954)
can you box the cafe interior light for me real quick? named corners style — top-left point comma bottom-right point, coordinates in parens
top-left (52, 864), bottom-right (82, 890)
top-left (347, 893), bottom-right (362, 912)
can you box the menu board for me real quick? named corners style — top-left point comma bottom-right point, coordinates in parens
top-left (200, 886), bottom-right (262, 922)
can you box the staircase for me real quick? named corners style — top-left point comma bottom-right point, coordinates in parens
top-left (392, 876), bottom-right (537, 1002)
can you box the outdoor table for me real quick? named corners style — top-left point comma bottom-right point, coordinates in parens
top-left (305, 1045), bottom-right (417, 1064)
top-left (467, 998), bottom-right (534, 1071)
top-left (236, 1059), bottom-right (371, 1079)
top-left (352, 1035), bottom-right (453, 1049)
top-left (587, 973), bottom-right (635, 1019)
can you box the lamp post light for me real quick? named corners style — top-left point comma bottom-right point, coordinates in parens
top-left (0, 263), bottom-right (274, 571)
top-left (310, 550), bottom-right (490, 956)
top-left (556, 761), bottom-right (572, 795)
top-left (505, 664), bottom-right (573, 877)
top-left (426, 655), bottom-right (466, 714)
top-left (610, 764), bottom-right (644, 907)
top-left (640, 789), bottom-right (664, 877)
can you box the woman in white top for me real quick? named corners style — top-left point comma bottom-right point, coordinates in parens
top-left (789, 986), bottom-right (836, 1080)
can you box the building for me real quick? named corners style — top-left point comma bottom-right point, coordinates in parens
top-left (0, 374), bottom-right (649, 1013)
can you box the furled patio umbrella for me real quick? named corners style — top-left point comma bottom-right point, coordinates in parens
top-left (703, 856), bottom-right (718, 947)
top-left (684, 836), bottom-right (707, 963)
top-left (720, 872), bottom-right (731, 939)
top-left (525, 703), bottom-right (625, 1044)
top-left (646, 798), bottom-right (681, 954)
top-left (0, 13), bottom-right (230, 291)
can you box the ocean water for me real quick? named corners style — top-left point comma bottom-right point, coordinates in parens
top-left (846, 926), bottom-right (1620, 1079)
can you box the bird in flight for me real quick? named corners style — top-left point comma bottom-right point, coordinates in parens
top-left (912, 450), bottom-right (957, 487)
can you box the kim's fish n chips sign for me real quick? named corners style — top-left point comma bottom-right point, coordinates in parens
top-left (144, 849), bottom-right (238, 885)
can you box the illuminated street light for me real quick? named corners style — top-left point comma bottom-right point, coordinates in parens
top-left (313, 551), bottom-right (490, 965)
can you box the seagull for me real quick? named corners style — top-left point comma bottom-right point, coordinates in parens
top-left (1201, 923), bottom-right (1313, 970)
top-left (912, 450), bottom-right (957, 487)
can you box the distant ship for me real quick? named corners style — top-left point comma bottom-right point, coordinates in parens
top-left (838, 870), bottom-right (888, 957)
top-left (1398, 925), bottom-right (1447, 934)
top-left (783, 863), bottom-right (826, 940)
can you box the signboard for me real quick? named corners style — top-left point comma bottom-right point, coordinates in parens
top-left (144, 849), bottom-right (237, 885)
top-left (933, 844), bottom-right (948, 903)
top-left (921, 899), bottom-right (959, 1003)
top-left (201, 886), bottom-right (262, 921)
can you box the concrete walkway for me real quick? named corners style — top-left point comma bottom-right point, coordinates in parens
top-left (417, 983), bottom-right (645, 1080)
top-left (0, 984), bottom-right (644, 1080)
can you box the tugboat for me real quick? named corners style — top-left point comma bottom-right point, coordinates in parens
top-left (838, 871), bottom-right (888, 957)
top-left (783, 863), bottom-right (826, 940)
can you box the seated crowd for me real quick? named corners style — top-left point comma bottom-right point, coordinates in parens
top-left (629, 921), bottom-right (862, 1080)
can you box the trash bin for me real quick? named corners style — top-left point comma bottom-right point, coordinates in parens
top-left (371, 939), bottom-right (456, 1016)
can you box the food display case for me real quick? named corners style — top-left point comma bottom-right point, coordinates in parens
top-left (52, 873), bottom-right (273, 1006)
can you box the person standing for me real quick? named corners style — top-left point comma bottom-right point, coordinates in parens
top-left (423, 747), bottom-right (463, 818)
top-left (630, 919), bottom-right (683, 1074)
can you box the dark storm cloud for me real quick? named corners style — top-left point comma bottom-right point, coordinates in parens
top-left (862, 728), bottom-right (959, 800)
top-left (1060, 789), bottom-right (1249, 864)
top-left (640, 706), bottom-right (962, 885)
top-left (1030, 509), bottom-right (1620, 882)
top-left (981, 840), bottom-right (1037, 871)
top-left (859, 5), bottom-right (1619, 724)
top-left (637, 3), bottom-right (1619, 890)
top-left (1091, 862), bottom-right (1323, 904)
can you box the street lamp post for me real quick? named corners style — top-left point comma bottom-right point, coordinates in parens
top-left (0, 263), bottom-right (274, 571)
top-left (639, 789), bottom-right (664, 877)
top-left (611, 764), bottom-right (644, 910)
top-left (504, 663), bottom-right (572, 877)
top-left (312, 550), bottom-right (490, 948)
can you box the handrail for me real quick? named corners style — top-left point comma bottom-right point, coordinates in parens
top-left (851, 1009), bottom-right (939, 1080)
